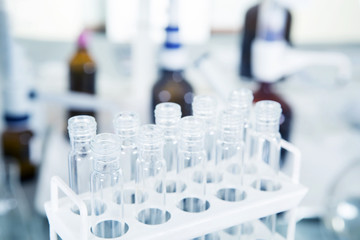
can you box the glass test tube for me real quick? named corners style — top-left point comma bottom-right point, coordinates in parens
top-left (68, 115), bottom-right (97, 195)
top-left (90, 133), bottom-right (126, 238)
top-left (254, 100), bottom-right (282, 239)
top-left (177, 116), bottom-right (208, 213)
top-left (113, 111), bottom-right (140, 182)
top-left (136, 124), bottom-right (168, 225)
top-left (216, 108), bottom-right (245, 186)
top-left (228, 88), bottom-right (255, 173)
top-left (155, 102), bottom-right (181, 173)
top-left (192, 96), bottom-right (218, 185)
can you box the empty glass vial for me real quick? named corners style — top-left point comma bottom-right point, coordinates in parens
top-left (68, 115), bottom-right (97, 195)
top-left (136, 125), bottom-right (168, 225)
top-left (90, 133), bottom-right (126, 238)
top-left (254, 100), bottom-right (282, 237)
top-left (113, 111), bottom-right (140, 182)
top-left (177, 116), bottom-right (208, 213)
top-left (155, 102), bottom-right (181, 172)
top-left (216, 108), bottom-right (244, 185)
top-left (228, 88), bottom-right (255, 173)
top-left (192, 96), bottom-right (217, 166)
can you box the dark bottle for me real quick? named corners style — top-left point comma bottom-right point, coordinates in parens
top-left (2, 116), bottom-right (37, 182)
top-left (152, 69), bottom-right (193, 122)
top-left (253, 82), bottom-right (292, 146)
top-left (151, 26), bottom-right (194, 122)
top-left (240, 4), bottom-right (292, 79)
top-left (67, 30), bottom-right (96, 119)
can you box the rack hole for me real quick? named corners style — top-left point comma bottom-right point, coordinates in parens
top-left (192, 233), bottom-right (220, 240)
top-left (113, 190), bottom-right (147, 204)
top-left (137, 208), bottom-right (171, 225)
top-left (91, 220), bottom-right (128, 238)
top-left (251, 179), bottom-right (281, 192)
top-left (223, 222), bottom-right (254, 235)
top-left (193, 171), bottom-right (223, 184)
top-left (216, 188), bottom-right (246, 202)
top-left (70, 199), bottom-right (91, 216)
top-left (155, 180), bottom-right (186, 193)
top-left (178, 197), bottom-right (210, 213)
top-left (71, 200), bottom-right (106, 216)
top-left (227, 163), bottom-right (257, 175)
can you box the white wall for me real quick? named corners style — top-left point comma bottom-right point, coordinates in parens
top-left (291, 0), bottom-right (360, 44)
top-left (8, 0), bottom-right (360, 44)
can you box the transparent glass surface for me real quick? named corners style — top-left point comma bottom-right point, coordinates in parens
top-left (324, 159), bottom-right (360, 240)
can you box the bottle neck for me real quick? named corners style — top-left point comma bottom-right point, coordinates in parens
top-left (4, 115), bottom-right (30, 130)
top-left (160, 69), bottom-right (184, 79)
top-left (255, 100), bottom-right (282, 135)
top-left (76, 46), bottom-right (87, 52)
top-left (70, 138), bottom-right (92, 153)
top-left (258, 82), bottom-right (273, 93)
top-left (93, 157), bottom-right (120, 173)
top-left (255, 121), bottom-right (280, 135)
top-left (218, 110), bottom-right (243, 144)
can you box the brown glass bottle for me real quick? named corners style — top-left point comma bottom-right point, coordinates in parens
top-left (240, 4), bottom-right (292, 79)
top-left (67, 32), bottom-right (96, 120)
top-left (2, 118), bottom-right (37, 182)
top-left (151, 69), bottom-right (193, 122)
top-left (253, 82), bottom-right (292, 143)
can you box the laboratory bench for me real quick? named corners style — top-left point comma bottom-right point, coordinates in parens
top-left (5, 33), bottom-right (360, 240)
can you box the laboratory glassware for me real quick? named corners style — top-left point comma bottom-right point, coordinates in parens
top-left (2, 118), bottom-right (36, 182)
top-left (228, 88), bottom-right (255, 173)
top-left (1, 1), bottom-right (37, 181)
top-left (113, 111), bottom-right (140, 182)
top-left (151, 1), bottom-right (194, 122)
top-left (68, 115), bottom-right (97, 196)
top-left (90, 133), bottom-right (126, 238)
top-left (216, 108), bottom-right (245, 186)
top-left (324, 159), bottom-right (360, 240)
top-left (192, 95), bottom-right (217, 169)
top-left (177, 116), bottom-right (208, 213)
top-left (245, 0), bottom-right (293, 144)
top-left (254, 100), bottom-right (282, 238)
top-left (253, 83), bottom-right (292, 145)
top-left (155, 102), bottom-right (181, 172)
top-left (136, 124), bottom-right (169, 225)
top-left (68, 30), bottom-right (97, 120)
top-left (0, 159), bottom-right (31, 240)
top-left (239, 0), bottom-right (292, 79)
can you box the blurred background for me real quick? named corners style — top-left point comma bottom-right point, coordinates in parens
top-left (1, 0), bottom-right (360, 239)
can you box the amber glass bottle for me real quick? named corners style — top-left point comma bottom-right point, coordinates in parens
top-left (240, 4), bottom-right (292, 79)
top-left (151, 69), bottom-right (193, 122)
top-left (2, 116), bottom-right (36, 182)
top-left (151, 26), bottom-right (194, 122)
top-left (67, 30), bottom-right (96, 119)
top-left (253, 82), bottom-right (292, 144)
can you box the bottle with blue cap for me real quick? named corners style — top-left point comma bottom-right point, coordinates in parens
top-left (151, 0), bottom-right (194, 122)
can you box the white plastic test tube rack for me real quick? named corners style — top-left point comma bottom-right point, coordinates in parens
top-left (45, 139), bottom-right (307, 240)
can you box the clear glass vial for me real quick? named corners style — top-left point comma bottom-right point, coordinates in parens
top-left (177, 116), bottom-right (208, 213)
top-left (192, 95), bottom-right (217, 165)
top-left (90, 133), bottom-right (127, 238)
top-left (68, 115), bottom-right (97, 195)
top-left (155, 102), bottom-right (181, 172)
top-left (254, 100), bottom-right (282, 178)
top-left (228, 88), bottom-right (255, 173)
top-left (216, 108), bottom-right (245, 185)
top-left (113, 111), bottom-right (140, 182)
top-left (254, 100), bottom-right (282, 238)
top-left (136, 124), bottom-right (169, 225)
